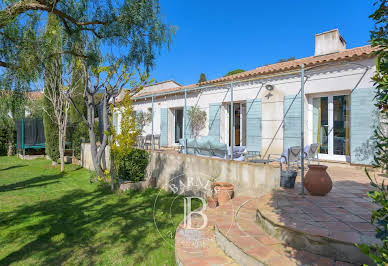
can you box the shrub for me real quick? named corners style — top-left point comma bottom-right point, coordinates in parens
top-left (117, 148), bottom-right (148, 182)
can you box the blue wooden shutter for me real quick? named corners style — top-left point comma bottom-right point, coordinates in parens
top-left (351, 88), bottom-right (378, 164)
top-left (283, 95), bottom-right (302, 149)
top-left (208, 104), bottom-right (221, 139)
top-left (160, 108), bottom-right (168, 146)
top-left (246, 99), bottom-right (262, 152)
top-left (184, 106), bottom-right (193, 139)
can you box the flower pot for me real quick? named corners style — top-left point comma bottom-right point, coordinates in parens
top-left (213, 182), bottom-right (234, 206)
top-left (207, 196), bottom-right (218, 208)
top-left (304, 165), bottom-right (332, 196)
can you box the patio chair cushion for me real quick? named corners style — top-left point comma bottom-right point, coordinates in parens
top-left (196, 139), bottom-right (212, 156)
top-left (186, 139), bottom-right (197, 155)
top-left (200, 136), bottom-right (219, 143)
top-left (210, 142), bottom-right (227, 158)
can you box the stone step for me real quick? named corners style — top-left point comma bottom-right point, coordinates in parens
top-left (255, 190), bottom-right (376, 265)
top-left (215, 198), bottom-right (343, 265)
top-left (175, 217), bottom-right (238, 265)
top-left (175, 196), bottom-right (358, 265)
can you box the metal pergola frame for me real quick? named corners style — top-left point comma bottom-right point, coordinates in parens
top-left (132, 60), bottom-right (371, 194)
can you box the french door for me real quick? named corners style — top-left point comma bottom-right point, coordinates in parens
top-left (313, 94), bottom-right (350, 162)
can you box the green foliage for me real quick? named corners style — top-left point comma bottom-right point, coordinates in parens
top-left (43, 15), bottom-right (61, 162)
top-left (69, 36), bottom-right (89, 159)
top-left (358, 1), bottom-right (388, 264)
top-left (187, 106), bottom-right (207, 137)
top-left (26, 97), bottom-right (44, 118)
top-left (0, 78), bottom-right (27, 155)
top-left (224, 69), bottom-right (245, 77)
top-left (198, 73), bottom-right (207, 83)
top-left (117, 148), bottom-right (149, 182)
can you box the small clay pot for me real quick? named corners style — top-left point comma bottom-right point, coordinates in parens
top-left (207, 196), bottom-right (218, 208)
top-left (213, 182), bottom-right (234, 206)
top-left (304, 165), bottom-right (332, 196)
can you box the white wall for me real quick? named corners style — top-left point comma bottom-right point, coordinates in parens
top-left (128, 58), bottom-right (376, 154)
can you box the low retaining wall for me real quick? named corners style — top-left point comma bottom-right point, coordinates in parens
top-left (80, 143), bottom-right (111, 171)
top-left (147, 151), bottom-right (281, 197)
top-left (79, 144), bottom-right (281, 196)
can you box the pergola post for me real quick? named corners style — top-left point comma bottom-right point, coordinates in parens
top-left (230, 82), bottom-right (234, 160)
top-left (300, 64), bottom-right (305, 195)
top-left (184, 87), bottom-right (187, 154)
top-left (151, 95), bottom-right (154, 150)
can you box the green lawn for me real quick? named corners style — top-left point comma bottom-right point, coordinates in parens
top-left (0, 156), bottom-right (188, 265)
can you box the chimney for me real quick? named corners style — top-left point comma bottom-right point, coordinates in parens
top-left (314, 29), bottom-right (346, 56)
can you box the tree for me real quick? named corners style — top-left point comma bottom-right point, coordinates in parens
top-left (0, 0), bottom-right (174, 74)
top-left (42, 14), bottom-right (61, 164)
top-left (0, 77), bottom-right (26, 155)
top-left (358, 0), bottom-right (388, 264)
top-left (224, 69), bottom-right (245, 77)
top-left (68, 34), bottom-right (88, 160)
top-left (135, 110), bottom-right (152, 135)
top-left (187, 106), bottom-right (207, 138)
top-left (198, 73), bottom-right (207, 83)
top-left (110, 82), bottom-right (149, 190)
top-left (67, 62), bottom-right (136, 177)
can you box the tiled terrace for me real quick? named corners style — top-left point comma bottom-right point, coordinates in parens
top-left (175, 164), bottom-right (384, 265)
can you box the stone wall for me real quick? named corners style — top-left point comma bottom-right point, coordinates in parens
top-left (79, 144), bottom-right (281, 197)
top-left (147, 151), bottom-right (281, 197)
top-left (80, 143), bottom-right (111, 171)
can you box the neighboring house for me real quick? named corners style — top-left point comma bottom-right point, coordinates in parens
top-left (118, 29), bottom-right (379, 165)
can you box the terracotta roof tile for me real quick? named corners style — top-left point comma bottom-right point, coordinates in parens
top-left (133, 45), bottom-right (377, 99)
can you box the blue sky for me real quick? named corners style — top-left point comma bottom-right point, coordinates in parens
top-left (149, 0), bottom-right (376, 85)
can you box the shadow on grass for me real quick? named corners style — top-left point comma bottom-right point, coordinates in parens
top-left (0, 165), bottom-right (27, 172)
top-left (0, 184), bottom-right (188, 265)
top-left (0, 172), bottom-right (64, 192)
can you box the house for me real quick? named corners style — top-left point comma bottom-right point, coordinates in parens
top-left (117, 29), bottom-right (379, 165)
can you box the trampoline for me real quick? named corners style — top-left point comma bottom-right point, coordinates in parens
top-left (15, 118), bottom-right (45, 156)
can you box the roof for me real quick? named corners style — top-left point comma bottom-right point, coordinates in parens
top-left (133, 45), bottom-right (378, 99)
top-left (26, 91), bottom-right (44, 101)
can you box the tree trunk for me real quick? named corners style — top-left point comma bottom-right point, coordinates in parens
top-left (86, 94), bottom-right (105, 177)
top-left (7, 137), bottom-right (13, 156)
top-left (59, 130), bottom-right (65, 172)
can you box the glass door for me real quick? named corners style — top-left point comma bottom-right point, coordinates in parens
top-left (228, 103), bottom-right (242, 146)
top-left (174, 109), bottom-right (183, 143)
top-left (313, 95), bottom-right (350, 161)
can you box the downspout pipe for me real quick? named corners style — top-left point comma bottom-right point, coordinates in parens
top-left (300, 64), bottom-right (305, 195)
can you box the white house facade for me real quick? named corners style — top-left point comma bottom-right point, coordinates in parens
top-left (117, 29), bottom-right (379, 165)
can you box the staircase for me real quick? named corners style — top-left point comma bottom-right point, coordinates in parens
top-left (175, 196), bottom-right (358, 266)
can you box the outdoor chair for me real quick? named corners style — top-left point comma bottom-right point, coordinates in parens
top-left (144, 135), bottom-right (152, 150)
top-left (304, 143), bottom-right (319, 165)
top-left (153, 135), bottom-right (160, 150)
top-left (136, 135), bottom-right (145, 149)
top-left (268, 146), bottom-right (301, 171)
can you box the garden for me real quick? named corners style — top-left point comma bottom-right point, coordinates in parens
top-left (0, 156), bottom-right (197, 265)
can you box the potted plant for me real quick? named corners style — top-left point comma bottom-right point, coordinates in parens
top-left (304, 165), bottom-right (332, 196)
top-left (212, 182), bottom-right (234, 206)
top-left (207, 196), bottom-right (218, 208)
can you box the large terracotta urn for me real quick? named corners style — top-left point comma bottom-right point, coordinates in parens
top-left (213, 182), bottom-right (234, 206)
top-left (304, 165), bottom-right (332, 196)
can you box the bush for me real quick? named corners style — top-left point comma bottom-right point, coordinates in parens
top-left (117, 148), bottom-right (148, 182)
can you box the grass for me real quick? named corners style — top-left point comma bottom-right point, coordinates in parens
top-left (0, 156), bottom-right (194, 265)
